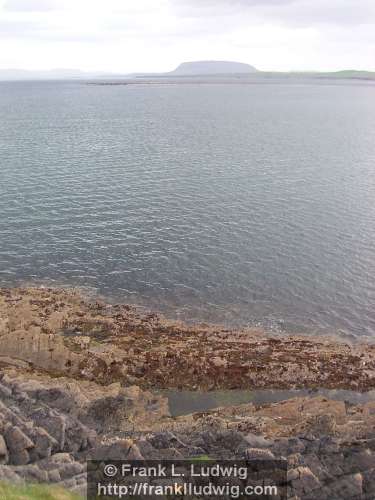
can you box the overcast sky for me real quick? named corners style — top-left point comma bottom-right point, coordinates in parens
top-left (0, 0), bottom-right (374, 73)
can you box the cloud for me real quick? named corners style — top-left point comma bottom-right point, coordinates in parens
top-left (3, 0), bottom-right (60, 11)
top-left (172, 0), bottom-right (375, 27)
top-left (173, 0), bottom-right (295, 8)
top-left (0, 0), bottom-right (374, 72)
top-left (272, 0), bottom-right (375, 27)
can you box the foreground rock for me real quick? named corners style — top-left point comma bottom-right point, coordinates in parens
top-left (1, 367), bottom-right (375, 498)
top-left (1, 286), bottom-right (375, 391)
top-left (0, 368), bottom-right (169, 496)
top-left (2, 287), bottom-right (375, 499)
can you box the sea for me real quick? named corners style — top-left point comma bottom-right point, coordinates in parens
top-left (1, 78), bottom-right (375, 338)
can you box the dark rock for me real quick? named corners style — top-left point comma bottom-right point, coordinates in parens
top-left (4, 426), bottom-right (34, 453)
top-left (289, 466), bottom-right (321, 497)
top-left (0, 435), bottom-right (9, 464)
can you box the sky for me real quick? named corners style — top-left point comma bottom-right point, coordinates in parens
top-left (0, 0), bottom-right (374, 73)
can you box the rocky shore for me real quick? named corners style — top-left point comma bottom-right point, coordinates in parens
top-left (2, 286), bottom-right (375, 392)
top-left (1, 286), bottom-right (375, 499)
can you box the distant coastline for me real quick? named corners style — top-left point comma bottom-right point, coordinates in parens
top-left (1, 62), bottom-right (375, 82)
top-left (85, 71), bottom-right (375, 87)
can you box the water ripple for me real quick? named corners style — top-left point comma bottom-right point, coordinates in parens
top-left (1, 80), bottom-right (375, 336)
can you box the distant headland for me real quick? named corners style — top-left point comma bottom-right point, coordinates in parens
top-left (170, 60), bottom-right (258, 75)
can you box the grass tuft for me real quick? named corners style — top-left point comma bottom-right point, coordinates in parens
top-left (0, 482), bottom-right (82, 500)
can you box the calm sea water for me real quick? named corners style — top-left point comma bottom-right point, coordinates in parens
top-left (1, 79), bottom-right (375, 337)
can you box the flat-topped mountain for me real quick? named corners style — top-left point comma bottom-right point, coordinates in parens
top-left (170, 60), bottom-right (258, 75)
